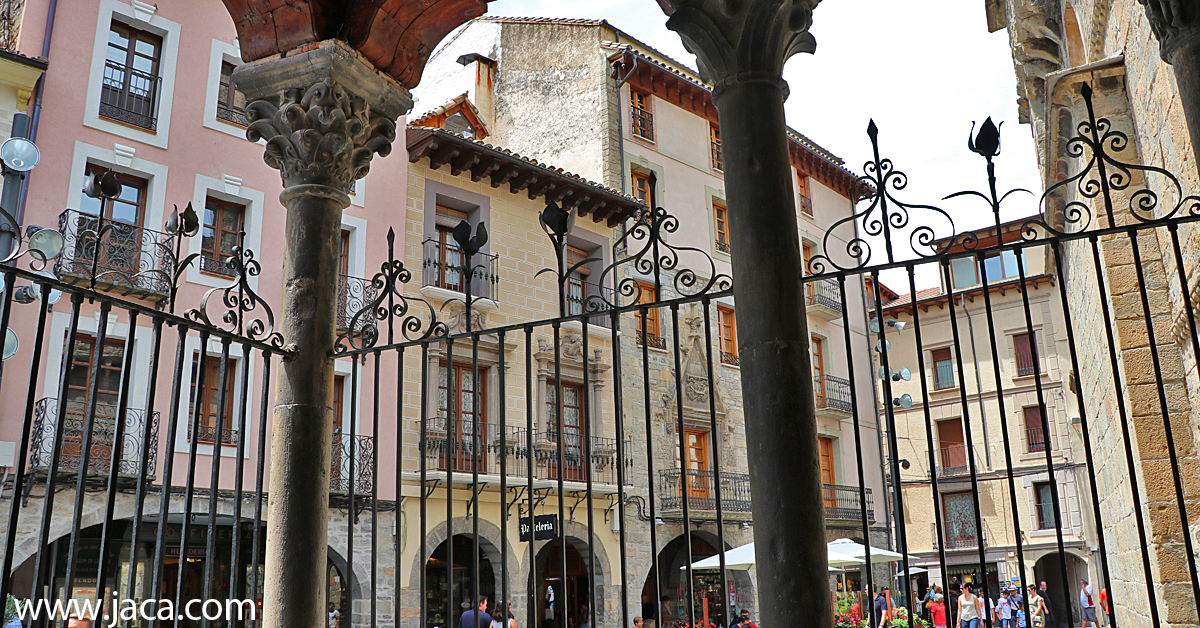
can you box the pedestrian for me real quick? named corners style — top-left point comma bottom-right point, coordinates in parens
top-left (875, 587), bottom-right (891, 628)
top-left (927, 593), bottom-right (948, 628)
top-left (661, 596), bottom-right (673, 624)
top-left (460, 595), bottom-right (492, 628)
top-left (1099, 587), bottom-right (1108, 627)
top-left (634, 617), bottom-right (644, 628)
top-left (1027, 586), bottom-right (1046, 628)
top-left (948, 580), bottom-right (961, 627)
top-left (643, 595), bottom-right (658, 624)
top-left (1079, 580), bottom-right (1098, 628)
top-left (958, 583), bottom-right (984, 628)
top-left (737, 611), bottom-right (757, 628)
top-left (328, 603), bottom-right (341, 628)
top-left (491, 601), bottom-right (516, 628)
top-left (996, 589), bottom-right (1013, 628)
top-left (579, 603), bottom-right (590, 628)
top-left (1038, 582), bottom-right (1053, 627)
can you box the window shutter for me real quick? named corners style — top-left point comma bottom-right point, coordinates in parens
top-left (435, 205), bottom-right (468, 229)
top-left (566, 246), bottom-right (591, 276)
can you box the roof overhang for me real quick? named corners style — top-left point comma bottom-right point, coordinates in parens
top-left (406, 127), bottom-right (644, 226)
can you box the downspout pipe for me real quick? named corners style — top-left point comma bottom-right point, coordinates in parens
top-left (16, 0), bottom-right (59, 225)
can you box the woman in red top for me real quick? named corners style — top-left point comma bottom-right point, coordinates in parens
top-left (927, 593), bottom-right (948, 628)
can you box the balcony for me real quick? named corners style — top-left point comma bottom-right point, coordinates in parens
top-left (416, 420), bottom-right (632, 489)
top-left (720, 351), bottom-right (739, 366)
top-left (337, 274), bottom-right (379, 331)
top-left (814, 374), bottom-right (853, 416)
top-left (421, 238), bottom-right (498, 301)
top-left (659, 469), bottom-right (754, 514)
top-left (567, 281), bottom-right (616, 328)
top-left (1026, 425), bottom-right (1048, 453)
top-left (805, 278), bottom-right (842, 320)
top-left (937, 443), bottom-right (968, 476)
top-left (1016, 349), bottom-right (1038, 377)
top-left (100, 60), bottom-right (161, 132)
top-left (198, 254), bottom-right (237, 278)
top-left (799, 194), bottom-right (813, 217)
top-left (330, 433), bottom-right (375, 495)
top-left (188, 423), bottom-right (240, 446)
top-left (823, 484), bottom-right (875, 522)
top-left (711, 138), bottom-right (723, 171)
top-left (636, 329), bottom-right (667, 350)
top-left (715, 239), bottom-right (731, 255)
top-left (217, 104), bottom-right (249, 127)
top-left (29, 398), bottom-right (159, 479)
top-left (55, 209), bottom-right (177, 301)
top-left (933, 520), bottom-right (989, 551)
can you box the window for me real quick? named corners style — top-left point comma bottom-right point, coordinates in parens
top-left (710, 124), bottom-right (722, 171)
top-left (978, 249), bottom-right (1023, 282)
top-left (546, 381), bottom-right (587, 480)
top-left (803, 243), bottom-right (813, 274)
top-left (932, 347), bottom-right (955, 390)
top-left (942, 492), bottom-right (980, 548)
top-left (101, 20), bottom-right (162, 131)
top-left (444, 111), bottom-right (476, 139)
top-left (718, 306), bottom-right (737, 365)
top-left (818, 437), bottom-right (835, 486)
top-left (630, 89), bottom-right (653, 140)
top-left (713, 201), bottom-right (730, 254)
top-left (565, 245), bottom-right (593, 316)
top-left (951, 256), bottom-right (978, 289)
top-left (1024, 406), bottom-right (1048, 452)
top-left (633, 281), bottom-right (664, 349)
top-left (1014, 332), bottom-right (1037, 376)
top-left (811, 335), bottom-right (824, 378)
top-left (64, 334), bottom-right (125, 414)
top-left (200, 197), bottom-right (244, 277)
top-left (683, 429), bottom-right (710, 501)
top-left (70, 165), bottom-right (148, 280)
top-left (431, 207), bottom-right (467, 292)
top-left (189, 355), bottom-right (237, 444)
top-left (216, 61), bottom-right (248, 126)
top-left (1033, 482), bottom-right (1056, 529)
top-left (937, 418), bottom-right (966, 475)
top-left (797, 173), bottom-right (812, 216)
top-left (631, 170), bottom-right (651, 206)
top-left (437, 363), bottom-right (487, 472)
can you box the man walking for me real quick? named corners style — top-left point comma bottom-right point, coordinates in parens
top-left (460, 596), bottom-right (492, 628)
top-left (1079, 580), bottom-right (1098, 628)
top-left (875, 587), bottom-right (891, 628)
top-left (996, 589), bottom-right (1013, 628)
top-left (1038, 582), bottom-right (1053, 627)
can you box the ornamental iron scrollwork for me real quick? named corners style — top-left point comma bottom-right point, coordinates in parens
top-left (185, 230), bottom-right (286, 349)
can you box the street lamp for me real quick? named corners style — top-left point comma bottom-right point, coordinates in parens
top-left (0, 137), bottom-right (40, 173)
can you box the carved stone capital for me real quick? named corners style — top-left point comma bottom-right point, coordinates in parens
top-left (1141, 0), bottom-right (1200, 62)
top-left (244, 78), bottom-right (397, 194)
top-left (659, 0), bottom-right (818, 96)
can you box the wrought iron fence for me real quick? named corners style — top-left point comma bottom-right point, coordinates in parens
top-left (822, 484), bottom-right (874, 521)
top-left (420, 416), bottom-right (529, 478)
top-left (1016, 349), bottom-right (1037, 376)
top-left (631, 104), bottom-right (653, 141)
top-left (937, 444), bottom-right (968, 476)
top-left (100, 60), bottom-right (161, 131)
top-left (337, 273), bottom-right (378, 331)
top-left (217, 103), bottom-right (249, 127)
top-left (711, 136), bottom-right (723, 171)
top-left (535, 431), bottom-right (631, 486)
top-left (199, 253), bottom-right (237, 277)
top-left (187, 422), bottom-right (240, 446)
top-left (658, 469), bottom-right (752, 513)
top-left (720, 350), bottom-right (738, 366)
top-left (331, 433), bottom-right (375, 495)
top-left (805, 277), bottom-right (842, 315)
top-left (1027, 425), bottom-right (1048, 452)
top-left (55, 208), bottom-right (176, 299)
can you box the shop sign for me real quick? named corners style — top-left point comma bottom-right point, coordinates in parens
top-left (519, 515), bottom-right (558, 541)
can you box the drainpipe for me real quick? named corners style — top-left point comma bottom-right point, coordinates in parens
top-left (16, 0), bottom-right (58, 226)
top-left (961, 295), bottom-right (992, 469)
top-left (857, 230), bottom-right (893, 553)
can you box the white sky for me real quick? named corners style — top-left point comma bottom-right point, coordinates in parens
top-left (478, 0), bottom-right (1046, 292)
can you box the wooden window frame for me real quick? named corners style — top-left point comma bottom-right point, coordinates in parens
top-left (216, 61), bottom-right (248, 127)
top-left (718, 306), bottom-right (737, 365)
top-left (630, 89), bottom-right (654, 141)
top-left (1014, 332), bottom-right (1037, 377)
top-left (189, 354), bottom-right (237, 444)
top-left (1024, 405), bottom-right (1048, 452)
top-left (101, 20), bottom-right (163, 130)
top-left (797, 173), bottom-right (813, 216)
top-left (436, 362), bottom-right (489, 473)
top-left (633, 281), bottom-right (663, 348)
top-left (1033, 481), bottom-right (1056, 529)
top-left (631, 169), bottom-right (651, 207)
top-left (710, 124), bottom-right (722, 171)
top-left (932, 347), bottom-right (955, 390)
top-left (82, 164), bottom-right (147, 226)
top-left (713, 201), bottom-right (730, 254)
top-left (65, 334), bottom-right (126, 413)
top-left (200, 196), bottom-right (244, 277)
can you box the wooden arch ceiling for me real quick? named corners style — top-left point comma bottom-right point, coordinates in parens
top-left (221, 0), bottom-right (493, 89)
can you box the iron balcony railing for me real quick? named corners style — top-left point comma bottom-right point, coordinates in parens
top-left (814, 374), bottom-right (853, 413)
top-left (636, 329), bottom-right (667, 350)
top-left (199, 254), bottom-right (236, 278)
top-left (934, 360), bottom-right (956, 390)
top-left (337, 274), bottom-right (379, 331)
top-left (711, 138), bottom-right (723, 171)
top-left (937, 443), bottom-right (968, 476)
top-left (187, 423), bottom-right (239, 446)
top-left (1016, 349), bottom-right (1038, 376)
top-left (421, 238), bottom-right (499, 300)
top-left (421, 416), bottom-right (530, 478)
top-left (658, 469), bottom-right (753, 513)
top-left (1035, 501), bottom-right (1057, 529)
top-left (55, 209), bottom-right (177, 300)
top-left (934, 520), bottom-right (988, 550)
top-left (631, 105), bottom-right (654, 141)
top-left (100, 59), bottom-right (162, 132)
top-left (0, 0), bottom-right (20, 53)
top-left (720, 351), bottom-right (739, 366)
top-left (715, 239), bottom-right (731, 254)
top-left (822, 484), bottom-right (875, 521)
top-left (1027, 425), bottom-right (1048, 452)
top-left (29, 398), bottom-right (159, 478)
top-left (805, 277), bottom-right (842, 314)
top-left (330, 433), bottom-right (375, 495)
top-left (534, 430), bottom-right (632, 485)
top-left (216, 104), bottom-right (249, 127)
top-left (799, 194), bottom-right (813, 216)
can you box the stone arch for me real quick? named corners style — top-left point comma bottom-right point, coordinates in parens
top-left (1063, 4), bottom-right (1087, 67)
top-left (517, 518), bottom-right (614, 626)
top-left (407, 516), bottom-right (521, 602)
top-left (329, 544), bottom-right (366, 604)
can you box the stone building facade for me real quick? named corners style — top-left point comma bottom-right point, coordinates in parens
top-left (990, 1), bottom-right (1200, 626)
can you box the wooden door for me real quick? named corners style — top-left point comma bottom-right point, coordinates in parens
top-left (684, 429), bottom-right (710, 503)
top-left (438, 364), bottom-right (487, 473)
top-left (548, 383), bottom-right (586, 480)
top-left (812, 335), bottom-right (825, 402)
top-left (819, 437), bottom-right (836, 509)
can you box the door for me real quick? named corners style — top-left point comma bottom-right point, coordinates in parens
top-left (812, 335), bottom-right (825, 403)
top-left (330, 375), bottom-right (347, 491)
top-left (548, 382), bottom-right (585, 481)
top-left (76, 166), bottom-right (147, 281)
top-left (62, 334), bottom-right (125, 473)
top-left (684, 429), bottom-right (710, 505)
top-left (937, 418), bottom-right (966, 473)
top-left (819, 437), bottom-right (836, 510)
top-left (438, 363), bottom-right (487, 473)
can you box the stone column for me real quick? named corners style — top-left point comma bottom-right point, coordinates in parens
top-left (658, 3), bottom-right (830, 627)
top-left (232, 40), bottom-right (408, 628)
top-left (1141, 0), bottom-right (1200, 170)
